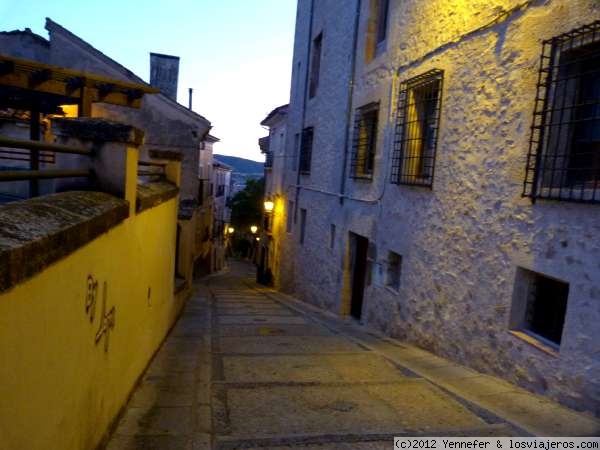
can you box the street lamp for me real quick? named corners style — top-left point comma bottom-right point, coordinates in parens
top-left (227, 227), bottom-right (235, 234)
top-left (250, 225), bottom-right (258, 234)
top-left (263, 200), bottom-right (274, 213)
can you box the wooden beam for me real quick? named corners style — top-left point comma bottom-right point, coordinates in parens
top-left (0, 54), bottom-right (158, 111)
top-left (96, 83), bottom-right (115, 99)
top-left (0, 136), bottom-right (91, 155)
top-left (0, 54), bottom-right (159, 93)
top-left (0, 61), bottom-right (14, 76)
top-left (0, 169), bottom-right (90, 182)
top-left (0, 72), bottom-right (76, 99)
top-left (80, 86), bottom-right (92, 116)
top-left (65, 76), bottom-right (85, 94)
top-left (29, 69), bottom-right (52, 87)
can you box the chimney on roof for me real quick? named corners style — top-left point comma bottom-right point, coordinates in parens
top-left (150, 52), bottom-right (179, 101)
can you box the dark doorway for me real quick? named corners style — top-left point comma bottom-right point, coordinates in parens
top-left (350, 233), bottom-right (369, 320)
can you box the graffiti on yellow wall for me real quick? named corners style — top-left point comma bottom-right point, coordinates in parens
top-left (86, 276), bottom-right (115, 352)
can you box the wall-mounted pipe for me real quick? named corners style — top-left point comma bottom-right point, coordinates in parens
top-left (338, 0), bottom-right (362, 205)
top-left (293, 0), bottom-right (316, 223)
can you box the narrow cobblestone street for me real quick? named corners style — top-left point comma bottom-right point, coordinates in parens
top-left (105, 261), bottom-right (600, 450)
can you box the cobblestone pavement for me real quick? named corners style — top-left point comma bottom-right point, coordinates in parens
top-left (105, 261), bottom-right (600, 450)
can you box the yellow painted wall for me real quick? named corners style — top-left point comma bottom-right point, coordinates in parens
top-left (0, 196), bottom-right (181, 450)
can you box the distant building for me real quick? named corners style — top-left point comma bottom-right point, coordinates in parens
top-left (266, 0), bottom-right (600, 417)
top-left (193, 134), bottom-right (219, 276)
top-left (259, 104), bottom-right (288, 287)
top-left (0, 19), bottom-right (231, 287)
top-left (211, 159), bottom-right (233, 272)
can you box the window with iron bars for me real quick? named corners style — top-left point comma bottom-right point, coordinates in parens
top-left (299, 127), bottom-right (314, 174)
top-left (351, 102), bottom-right (379, 179)
top-left (524, 21), bottom-right (600, 204)
top-left (391, 69), bottom-right (443, 187)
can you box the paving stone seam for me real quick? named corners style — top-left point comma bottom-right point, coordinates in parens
top-left (204, 282), bottom-right (218, 450)
top-left (207, 278), bottom-right (233, 444)
top-left (211, 380), bottom-right (430, 388)
top-left (207, 277), bottom-right (525, 442)
top-left (213, 351), bottom-right (374, 356)
top-left (214, 424), bottom-right (514, 449)
top-left (256, 288), bottom-right (600, 437)
top-left (254, 290), bottom-right (528, 429)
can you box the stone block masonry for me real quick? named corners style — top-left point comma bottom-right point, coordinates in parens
top-left (274, 0), bottom-right (600, 417)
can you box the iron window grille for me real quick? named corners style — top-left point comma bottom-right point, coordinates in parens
top-left (299, 127), bottom-right (314, 174)
top-left (391, 69), bottom-right (444, 187)
top-left (524, 21), bottom-right (600, 204)
top-left (351, 102), bottom-right (379, 179)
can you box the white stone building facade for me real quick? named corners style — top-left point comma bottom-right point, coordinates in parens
top-left (271, 0), bottom-right (600, 416)
top-left (211, 159), bottom-right (232, 272)
top-left (260, 105), bottom-right (289, 288)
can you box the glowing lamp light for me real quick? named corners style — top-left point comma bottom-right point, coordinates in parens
top-left (227, 227), bottom-right (235, 234)
top-left (59, 104), bottom-right (79, 118)
top-left (250, 225), bottom-right (258, 234)
top-left (263, 200), bottom-right (275, 213)
top-left (256, 237), bottom-right (261, 241)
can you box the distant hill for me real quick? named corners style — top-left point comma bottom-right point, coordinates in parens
top-left (214, 154), bottom-right (264, 194)
top-left (214, 154), bottom-right (264, 175)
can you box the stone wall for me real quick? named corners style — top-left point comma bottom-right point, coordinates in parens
top-left (279, 0), bottom-right (600, 416)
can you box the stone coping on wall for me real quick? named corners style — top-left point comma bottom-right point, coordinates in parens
top-left (0, 191), bottom-right (129, 293)
top-left (52, 117), bottom-right (144, 145)
top-left (136, 181), bottom-right (179, 213)
top-left (148, 149), bottom-right (183, 161)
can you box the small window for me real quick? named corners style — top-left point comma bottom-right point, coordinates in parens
top-left (286, 200), bottom-right (294, 232)
top-left (351, 102), bottom-right (379, 179)
top-left (524, 22), bottom-right (600, 203)
top-left (510, 268), bottom-right (570, 347)
top-left (309, 33), bottom-right (323, 99)
top-left (386, 251), bottom-right (402, 291)
top-left (392, 69), bottom-right (443, 187)
top-left (329, 224), bottom-right (336, 249)
top-left (299, 208), bottom-right (307, 244)
top-left (365, 0), bottom-right (390, 62)
top-left (376, 0), bottom-right (390, 44)
top-left (295, 60), bottom-right (302, 99)
top-left (299, 127), bottom-right (314, 174)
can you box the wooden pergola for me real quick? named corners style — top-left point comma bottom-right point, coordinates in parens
top-left (0, 54), bottom-right (159, 196)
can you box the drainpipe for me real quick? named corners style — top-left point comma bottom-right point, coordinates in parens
top-left (338, 0), bottom-right (362, 205)
top-left (293, 0), bottom-right (315, 223)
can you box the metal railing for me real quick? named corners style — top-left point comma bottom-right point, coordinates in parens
top-left (0, 135), bottom-right (92, 183)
